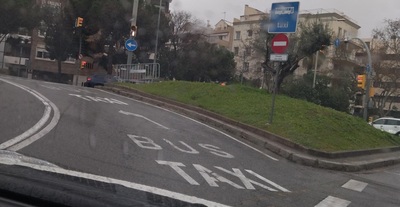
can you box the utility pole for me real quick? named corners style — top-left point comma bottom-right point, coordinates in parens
top-left (127, 0), bottom-right (139, 65)
top-left (312, 50), bottom-right (319, 88)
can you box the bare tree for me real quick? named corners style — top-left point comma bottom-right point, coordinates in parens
top-left (371, 19), bottom-right (400, 116)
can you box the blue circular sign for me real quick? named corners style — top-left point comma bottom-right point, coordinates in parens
top-left (125, 39), bottom-right (138, 51)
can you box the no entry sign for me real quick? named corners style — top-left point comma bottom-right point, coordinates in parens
top-left (271, 33), bottom-right (289, 54)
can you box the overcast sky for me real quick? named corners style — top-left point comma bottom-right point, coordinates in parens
top-left (171, 0), bottom-right (400, 38)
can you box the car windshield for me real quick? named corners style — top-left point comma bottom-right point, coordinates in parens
top-left (1, 0), bottom-right (400, 207)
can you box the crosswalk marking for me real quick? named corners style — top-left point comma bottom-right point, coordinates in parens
top-left (342, 179), bottom-right (368, 192)
top-left (315, 196), bottom-right (351, 207)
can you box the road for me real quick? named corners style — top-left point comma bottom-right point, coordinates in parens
top-left (0, 76), bottom-right (399, 207)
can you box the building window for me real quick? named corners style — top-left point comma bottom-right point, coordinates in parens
top-left (245, 47), bottom-right (251, 56)
top-left (234, 47), bottom-right (239, 55)
top-left (247, 30), bottom-right (253, 37)
top-left (244, 62), bottom-right (249, 71)
top-left (64, 54), bottom-right (76, 64)
top-left (36, 47), bottom-right (51, 60)
top-left (235, 31), bottom-right (241, 40)
top-left (338, 27), bottom-right (342, 38)
top-left (343, 29), bottom-right (347, 38)
top-left (219, 36), bottom-right (223, 40)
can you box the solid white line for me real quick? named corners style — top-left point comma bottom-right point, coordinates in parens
top-left (384, 171), bottom-right (400, 176)
top-left (119, 110), bottom-right (169, 130)
top-left (314, 196), bottom-right (351, 207)
top-left (0, 78), bottom-right (52, 149)
top-left (0, 78), bottom-right (60, 151)
top-left (99, 89), bottom-right (279, 161)
top-left (341, 179), bottom-right (368, 192)
top-left (8, 90), bottom-right (60, 151)
top-left (0, 156), bottom-right (231, 207)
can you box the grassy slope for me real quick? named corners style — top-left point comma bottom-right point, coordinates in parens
top-left (117, 81), bottom-right (400, 152)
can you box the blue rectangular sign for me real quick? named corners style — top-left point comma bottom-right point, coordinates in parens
top-left (268, 2), bottom-right (300, 33)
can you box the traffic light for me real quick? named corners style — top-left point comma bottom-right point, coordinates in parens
top-left (369, 87), bottom-right (375, 97)
top-left (80, 61), bottom-right (87, 69)
top-left (131, 25), bottom-right (137, 37)
top-left (76, 17), bottom-right (84, 27)
top-left (357, 74), bottom-right (366, 89)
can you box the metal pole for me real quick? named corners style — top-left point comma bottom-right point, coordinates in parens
top-left (350, 38), bottom-right (372, 120)
top-left (268, 62), bottom-right (279, 124)
top-left (312, 50), bottom-right (319, 88)
top-left (153, 0), bottom-right (162, 64)
top-left (127, 0), bottom-right (139, 65)
top-left (75, 34), bottom-right (82, 86)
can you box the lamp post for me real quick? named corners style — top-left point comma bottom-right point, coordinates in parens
top-left (345, 37), bottom-right (373, 120)
top-left (153, 0), bottom-right (162, 64)
top-left (312, 50), bottom-right (319, 88)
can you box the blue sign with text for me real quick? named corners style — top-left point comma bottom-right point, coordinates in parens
top-left (125, 39), bottom-right (138, 52)
top-left (268, 2), bottom-right (300, 33)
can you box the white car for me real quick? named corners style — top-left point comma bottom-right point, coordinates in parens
top-left (370, 117), bottom-right (400, 135)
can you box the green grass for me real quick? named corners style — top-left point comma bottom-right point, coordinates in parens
top-left (116, 81), bottom-right (400, 152)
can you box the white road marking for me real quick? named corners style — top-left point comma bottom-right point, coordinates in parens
top-left (40, 84), bottom-right (61, 90)
top-left (245, 170), bottom-right (291, 192)
top-left (128, 135), bottom-right (163, 150)
top-left (0, 78), bottom-right (59, 151)
top-left (156, 160), bottom-right (290, 192)
top-left (69, 94), bottom-right (128, 105)
top-left (314, 196), bottom-right (351, 207)
top-left (341, 179), bottom-right (368, 192)
top-left (216, 167), bottom-right (279, 191)
top-left (99, 89), bottom-right (278, 161)
top-left (119, 110), bottom-right (169, 130)
top-left (0, 157), bottom-right (230, 207)
top-left (156, 160), bottom-right (200, 185)
top-left (163, 139), bottom-right (200, 154)
top-left (384, 171), bottom-right (400, 176)
top-left (198, 144), bottom-right (234, 158)
top-left (193, 164), bottom-right (244, 189)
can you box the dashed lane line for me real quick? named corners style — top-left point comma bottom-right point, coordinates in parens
top-left (314, 196), bottom-right (351, 207)
top-left (341, 179), bottom-right (368, 192)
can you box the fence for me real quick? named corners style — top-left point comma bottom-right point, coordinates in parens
top-left (113, 63), bottom-right (160, 83)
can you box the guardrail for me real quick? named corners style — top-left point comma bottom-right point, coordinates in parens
top-left (113, 63), bottom-right (160, 83)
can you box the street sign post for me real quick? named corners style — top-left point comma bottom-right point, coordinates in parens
top-left (268, 2), bottom-right (300, 33)
top-left (125, 39), bottom-right (138, 52)
top-left (334, 38), bottom-right (340, 47)
top-left (270, 54), bottom-right (288, 62)
top-left (271, 33), bottom-right (289, 54)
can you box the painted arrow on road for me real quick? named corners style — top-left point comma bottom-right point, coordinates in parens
top-left (119, 110), bottom-right (169, 130)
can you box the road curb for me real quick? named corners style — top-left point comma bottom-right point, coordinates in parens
top-left (100, 85), bottom-right (400, 172)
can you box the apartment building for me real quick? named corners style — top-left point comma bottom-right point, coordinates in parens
top-left (232, 5), bottom-right (267, 81)
top-left (206, 20), bottom-right (234, 50)
top-left (230, 6), bottom-right (362, 85)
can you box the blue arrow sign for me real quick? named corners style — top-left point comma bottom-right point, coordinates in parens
top-left (334, 38), bottom-right (340, 47)
top-left (125, 39), bottom-right (138, 52)
top-left (268, 2), bottom-right (300, 33)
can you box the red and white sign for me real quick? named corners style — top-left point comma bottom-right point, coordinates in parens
top-left (271, 33), bottom-right (289, 54)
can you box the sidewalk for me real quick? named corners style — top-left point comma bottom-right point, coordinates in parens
top-left (100, 84), bottom-right (400, 172)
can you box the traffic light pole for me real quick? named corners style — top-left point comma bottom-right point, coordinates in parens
top-left (127, 0), bottom-right (139, 65)
top-left (351, 38), bottom-right (373, 121)
top-left (75, 28), bottom-right (82, 86)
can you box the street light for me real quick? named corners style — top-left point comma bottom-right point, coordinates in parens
top-left (153, 0), bottom-right (162, 64)
top-left (345, 37), bottom-right (373, 121)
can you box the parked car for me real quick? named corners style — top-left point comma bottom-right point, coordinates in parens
top-left (370, 117), bottom-right (400, 135)
top-left (83, 74), bottom-right (117, 87)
